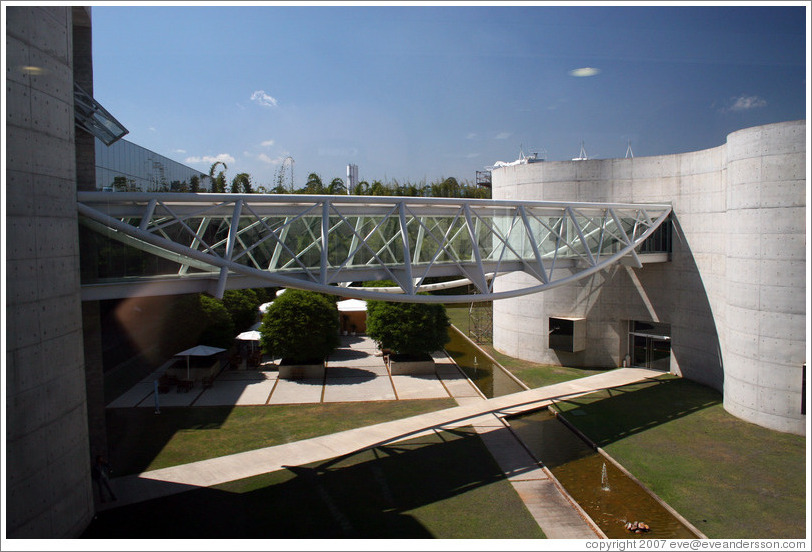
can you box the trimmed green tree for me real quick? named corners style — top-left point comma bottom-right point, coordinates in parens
top-left (160, 293), bottom-right (235, 354)
top-left (365, 300), bottom-right (450, 358)
top-left (198, 294), bottom-right (236, 349)
top-left (259, 289), bottom-right (340, 363)
top-left (223, 289), bottom-right (260, 332)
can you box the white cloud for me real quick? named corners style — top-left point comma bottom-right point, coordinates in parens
top-left (148, 126), bottom-right (157, 132)
top-left (258, 153), bottom-right (274, 164)
top-left (466, 132), bottom-right (477, 140)
top-left (466, 153), bottom-right (480, 159)
top-left (185, 153), bottom-right (235, 165)
top-left (727, 94), bottom-right (767, 112)
top-left (569, 67), bottom-right (601, 77)
top-left (260, 139), bottom-right (275, 147)
top-left (250, 90), bottom-right (278, 108)
top-left (495, 132), bottom-right (512, 140)
top-left (172, 149), bottom-right (186, 154)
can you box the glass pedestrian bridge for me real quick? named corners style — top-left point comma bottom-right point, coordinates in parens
top-left (78, 192), bottom-right (672, 303)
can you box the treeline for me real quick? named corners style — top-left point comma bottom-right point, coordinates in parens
top-left (109, 161), bottom-right (490, 198)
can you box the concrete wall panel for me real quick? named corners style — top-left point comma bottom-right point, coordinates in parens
top-left (5, 6), bottom-right (94, 537)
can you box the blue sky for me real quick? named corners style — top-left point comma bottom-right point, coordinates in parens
top-left (91, 3), bottom-right (808, 189)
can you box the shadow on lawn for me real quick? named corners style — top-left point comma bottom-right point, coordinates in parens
top-left (105, 406), bottom-right (236, 476)
top-left (552, 375), bottom-right (722, 448)
top-left (83, 427), bottom-right (519, 539)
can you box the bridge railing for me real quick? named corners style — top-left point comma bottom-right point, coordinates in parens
top-left (77, 192), bottom-right (672, 302)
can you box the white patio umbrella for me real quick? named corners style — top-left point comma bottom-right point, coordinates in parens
top-left (236, 330), bottom-right (262, 341)
top-left (174, 345), bottom-right (227, 380)
top-left (236, 330), bottom-right (262, 352)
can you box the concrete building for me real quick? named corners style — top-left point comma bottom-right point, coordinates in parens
top-left (95, 137), bottom-right (211, 192)
top-left (492, 119), bottom-right (807, 436)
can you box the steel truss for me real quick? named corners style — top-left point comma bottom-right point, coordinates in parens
top-left (77, 192), bottom-right (672, 303)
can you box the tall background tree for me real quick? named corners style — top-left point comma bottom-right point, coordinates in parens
top-left (303, 173), bottom-right (325, 194)
top-left (327, 177), bottom-right (346, 195)
top-left (230, 172), bottom-right (253, 193)
top-left (209, 161), bottom-right (228, 193)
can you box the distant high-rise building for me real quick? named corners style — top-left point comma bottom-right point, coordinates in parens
top-left (346, 163), bottom-right (359, 194)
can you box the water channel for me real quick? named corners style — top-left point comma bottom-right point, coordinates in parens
top-left (444, 325), bottom-right (525, 398)
top-left (444, 324), bottom-right (701, 539)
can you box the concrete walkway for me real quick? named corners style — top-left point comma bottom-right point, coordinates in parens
top-left (101, 364), bottom-right (662, 535)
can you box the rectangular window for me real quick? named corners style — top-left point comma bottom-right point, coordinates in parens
top-left (549, 317), bottom-right (586, 352)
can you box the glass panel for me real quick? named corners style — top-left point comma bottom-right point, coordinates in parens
top-left (632, 335), bottom-right (648, 367)
top-left (649, 338), bottom-right (671, 371)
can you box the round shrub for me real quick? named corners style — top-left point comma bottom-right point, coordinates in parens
top-left (260, 289), bottom-right (340, 363)
top-left (366, 300), bottom-right (450, 356)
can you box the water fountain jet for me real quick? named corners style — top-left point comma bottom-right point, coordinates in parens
top-left (601, 462), bottom-right (611, 491)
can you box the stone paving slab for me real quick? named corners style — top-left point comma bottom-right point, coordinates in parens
top-left (437, 372), bottom-right (483, 398)
top-left (107, 382), bottom-right (154, 408)
top-left (390, 374), bottom-right (451, 400)
top-left (323, 375), bottom-right (396, 402)
top-left (218, 370), bottom-right (278, 381)
top-left (193, 378), bottom-right (276, 406)
top-left (326, 359), bottom-right (387, 371)
top-left (325, 364), bottom-right (389, 377)
top-left (342, 336), bottom-right (378, 348)
top-left (145, 388), bottom-right (202, 408)
top-left (512, 479), bottom-right (603, 539)
top-left (474, 421), bottom-right (550, 482)
top-left (267, 378), bottom-right (324, 404)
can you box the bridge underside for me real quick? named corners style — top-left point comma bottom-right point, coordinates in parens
top-left (78, 192), bottom-right (672, 303)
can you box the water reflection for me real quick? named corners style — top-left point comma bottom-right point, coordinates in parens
top-left (444, 326), bottom-right (525, 398)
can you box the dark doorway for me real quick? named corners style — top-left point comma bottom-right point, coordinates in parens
top-left (629, 321), bottom-right (671, 371)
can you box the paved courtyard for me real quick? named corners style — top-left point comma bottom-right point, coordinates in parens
top-left (107, 335), bottom-right (475, 409)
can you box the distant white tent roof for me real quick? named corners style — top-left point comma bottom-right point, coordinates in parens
top-left (337, 299), bottom-right (367, 312)
top-left (236, 330), bottom-right (261, 341)
top-left (259, 301), bottom-right (273, 314)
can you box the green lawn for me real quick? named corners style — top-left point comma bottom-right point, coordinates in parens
top-left (480, 344), bottom-right (609, 388)
top-left (552, 374), bottom-right (807, 539)
top-left (106, 399), bottom-right (456, 476)
top-left (84, 427), bottom-right (546, 539)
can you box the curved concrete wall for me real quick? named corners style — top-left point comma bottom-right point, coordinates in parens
top-left (492, 120), bottom-right (806, 435)
top-left (6, 7), bottom-right (95, 536)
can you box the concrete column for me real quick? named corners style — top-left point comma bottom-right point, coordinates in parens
top-left (5, 6), bottom-right (95, 536)
top-left (722, 121), bottom-right (806, 434)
